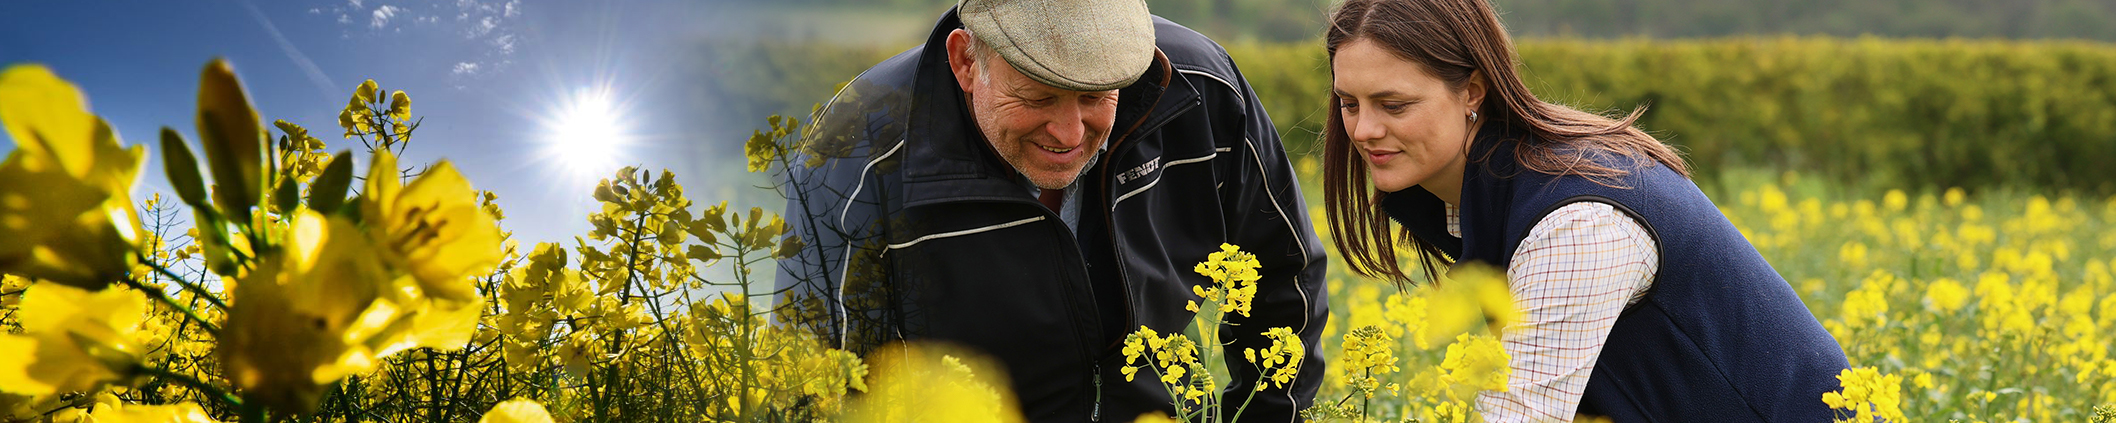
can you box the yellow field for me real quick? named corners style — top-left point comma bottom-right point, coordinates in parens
top-left (1300, 164), bottom-right (2116, 422)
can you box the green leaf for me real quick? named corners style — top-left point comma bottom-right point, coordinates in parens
top-left (195, 58), bottom-right (264, 226)
top-left (307, 150), bottom-right (354, 214)
top-left (191, 207), bottom-right (240, 276)
top-left (158, 127), bottom-right (210, 209)
top-left (272, 172), bottom-right (299, 214)
top-left (687, 244), bottom-right (722, 263)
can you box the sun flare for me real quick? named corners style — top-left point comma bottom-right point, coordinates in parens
top-left (539, 85), bottom-right (629, 183)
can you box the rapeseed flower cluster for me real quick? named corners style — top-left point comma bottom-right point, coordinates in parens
top-left (1301, 263), bottom-right (1517, 422)
top-left (1823, 367), bottom-right (1907, 423)
top-left (1190, 243), bottom-right (1263, 317)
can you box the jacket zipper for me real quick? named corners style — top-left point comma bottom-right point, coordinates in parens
top-left (1092, 362), bottom-right (1104, 421)
top-left (1091, 98), bottom-right (1201, 420)
top-left (974, 196), bottom-right (1108, 421)
top-left (1101, 97), bottom-right (1203, 347)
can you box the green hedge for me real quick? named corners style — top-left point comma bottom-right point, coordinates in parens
top-left (706, 37), bottom-right (2116, 192)
top-left (1230, 37), bottom-right (2116, 192)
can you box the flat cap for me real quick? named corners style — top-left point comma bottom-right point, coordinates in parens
top-left (959, 0), bottom-right (1156, 92)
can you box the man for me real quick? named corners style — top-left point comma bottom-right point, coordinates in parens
top-left (773, 0), bottom-right (1327, 421)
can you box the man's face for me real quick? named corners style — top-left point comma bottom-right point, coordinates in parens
top-left (949, 30), bottom-right (1121, 189)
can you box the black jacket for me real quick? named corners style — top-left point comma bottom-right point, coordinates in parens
top-left (775, 9), bottom-right (1327, 422)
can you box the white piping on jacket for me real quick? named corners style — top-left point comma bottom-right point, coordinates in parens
top-left (1110, 152), bottom-right (1218, 209)
top-left (885, 216), bottom-right (1047, 251)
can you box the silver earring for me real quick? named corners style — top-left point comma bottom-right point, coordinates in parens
top-left (1469, 111), bottom-right (1478, 122)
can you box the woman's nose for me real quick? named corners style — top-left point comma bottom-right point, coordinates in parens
top-left (1349, 114), bottom-right (1384, 142)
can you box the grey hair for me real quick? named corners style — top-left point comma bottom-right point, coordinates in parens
top-left (961, 29), bottom-right (996, 83)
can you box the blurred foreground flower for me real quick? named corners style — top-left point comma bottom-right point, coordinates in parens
top-left (1425, 264), bottom-right (1518, 347)
top-left (0, 284), bottom-right (148, 398)
top-left (0, 64), bottom-right (146, 288)
top-left (478, 398), bottom-right (556, 423)
top-left (221, 149), bottom-right (497, 412)
top-left (842, 342), bottom-right (1023, 423)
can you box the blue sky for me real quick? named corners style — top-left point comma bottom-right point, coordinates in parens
top-left (1, 0), bottom-right (936, 245)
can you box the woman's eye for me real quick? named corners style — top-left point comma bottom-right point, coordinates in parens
top-left (1382, 103), bottom-right (1408, 112)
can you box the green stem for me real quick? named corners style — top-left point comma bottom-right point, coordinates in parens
top-left (1230, 370), bottom-right (1265, 423)
top-left (241, 402), bottom-right (265, 423)
top-left (119, 273), bottom-right (220, 335)
top-left (135, 364), bottom-right (242, 410)
top-left (140, 253), bottom-right (230, 311)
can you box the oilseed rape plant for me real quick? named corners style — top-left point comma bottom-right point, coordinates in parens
top-left (1301, 264), bottom-right (1518, 422)
top-left (1123, 243), bottom-right (1297, 422)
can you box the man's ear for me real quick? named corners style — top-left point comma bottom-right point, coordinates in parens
top-left (946, 29), bottom-right (980, 95)
top-left (1461, 69), bottom-right (1488, 115)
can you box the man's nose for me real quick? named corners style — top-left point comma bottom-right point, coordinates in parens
top-left (1045, 102), bottom-right (1086, 147)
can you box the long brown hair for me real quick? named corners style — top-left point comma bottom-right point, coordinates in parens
top-left (1321, 0), bottom-right (1691, 287)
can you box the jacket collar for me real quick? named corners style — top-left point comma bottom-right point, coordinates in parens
top-left (899, 8), bottom-right (1192, 208)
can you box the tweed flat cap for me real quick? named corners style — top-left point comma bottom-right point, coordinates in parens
top-left (959, 0), bottom-right (1155, 92)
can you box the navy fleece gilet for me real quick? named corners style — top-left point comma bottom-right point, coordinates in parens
top-left (1382, 120), bottom-right (1849, 422)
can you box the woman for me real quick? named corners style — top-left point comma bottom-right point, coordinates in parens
top-left (1319, 0), bottom-right (1849, 421)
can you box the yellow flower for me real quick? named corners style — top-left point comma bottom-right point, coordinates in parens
top-left (1133, 411), bottom-right (1178, 423)
top-left (1192, 243), bottom-right (1263, 317)
top-left (1821, 367), bottom-right (1905, 423)
top-left (1341, 325), bottom-right (1401, 382)
top-left (361, 150), bottom-right (503, 303)
top-left (220, 210), bottom-right (387, 412)
top-left (85, 401), bottom-right (220, 423)
top-left (1162, 363), bottom-right (1186, 385)
top-left (843, 342), bottom-right (1025, 423)
top-left (478, 398), bottom-right (555, 423)
top-left (387, 90), bottom-right (412, 121)
top-left (1383, 293), bottom-right (1431, 350)
top-left (354, 79), bottom-right (379, 104)
top-left (1839, 286), bottom-right (1889, 328)
top-left (0, 283), bottom-right (147, 398)
top-left (1258, 326), bottom-right (1304, 388)
top-left (0, 64), bottom-right (145, 288)
top-left (221, 209), bottom-right (486, 413)
top-left (1838, 241), bottom-right (1869, 269)
top-left (1439, 333), bottom-right (1511, 393)
top-left (1425, 264), bottom-right (1517, 347)
top-left (1927, 278), bottom-right (1969, 313)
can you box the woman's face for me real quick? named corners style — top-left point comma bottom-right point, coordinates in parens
top-left (1331, 38), bottom-right (1484, 200)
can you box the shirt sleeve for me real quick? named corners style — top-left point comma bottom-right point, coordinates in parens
top-left (1474, 201), bottom-right (1658, 422)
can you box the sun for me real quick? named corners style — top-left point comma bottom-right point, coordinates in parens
top-left (538, 85), bottom-right (629, 183)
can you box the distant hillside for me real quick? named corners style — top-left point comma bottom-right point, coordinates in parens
top-left (727, 0), bottom-right (2116, 43)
